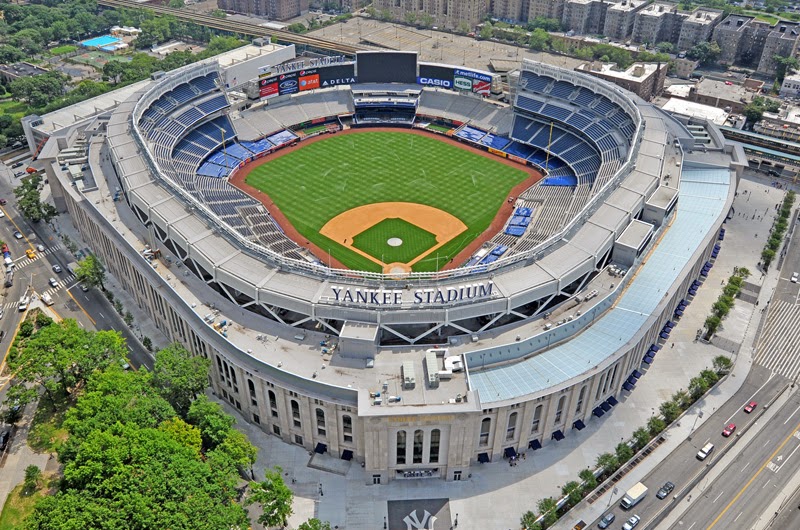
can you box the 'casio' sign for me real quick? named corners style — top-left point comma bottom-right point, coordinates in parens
top-left (418, 77), bottom-right (452, 88)
top-left (280, 80), bottom-right (297, 89)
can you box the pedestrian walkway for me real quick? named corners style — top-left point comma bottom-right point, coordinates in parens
top-left (755, 300), bottom-right (800, 378)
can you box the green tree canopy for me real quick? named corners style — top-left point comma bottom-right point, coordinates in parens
top-left (152, 342), bottom-right (211, 417)
top-left (187, 394), bottom-right (235, 451)
top-left (5, 319), bottom-right (128, 410)
top-left (246, 467), bottom-right (294, 527)
top-left (74, 254), bottom-right (106, 290)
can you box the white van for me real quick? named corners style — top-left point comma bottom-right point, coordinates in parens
top-left (697, 443), bottom-right (714, 460)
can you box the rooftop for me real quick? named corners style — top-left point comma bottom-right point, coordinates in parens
top-left (609, 1), bottom-right (645, 13)
top-left (576, 62), bottom-right (663, 83)
top-left (695, 78), bottom-right (755, 104)
top-left (661, 98), bottom-right (730, 125)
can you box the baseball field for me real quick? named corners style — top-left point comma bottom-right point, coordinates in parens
top-left (242, 130), bottom-right (532, 273)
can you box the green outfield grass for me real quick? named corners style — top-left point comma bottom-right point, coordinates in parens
top-left (245, 131), bottom-right (529, 272)
top-left (352, 218), bottom-right (438, 264)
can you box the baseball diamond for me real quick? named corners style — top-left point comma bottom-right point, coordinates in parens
top-left (237, 131), bottom-right (532, 272)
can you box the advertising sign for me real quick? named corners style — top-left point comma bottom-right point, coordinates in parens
top-left (454, 68), bottom-right (493, 96)
top-left (278, 71), bottom-right (299, 96)
top-left (356, 51), bottom-right (417, 84)
top-left (259, 77), bottom-right (279, 99)
top-left (417, 77), bottom-right (452, 88)
top-left (418, 64), bottom-right (454, 89)
top-left (319, 63), bottom-right (357, 87)
top-left (298, 69), bottom-right (320, 91)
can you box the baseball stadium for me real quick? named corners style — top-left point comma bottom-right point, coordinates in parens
top-left (23, 40), bottom-right (745, 489)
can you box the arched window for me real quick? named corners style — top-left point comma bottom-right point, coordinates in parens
top-left (268, 390), bottom-right (278, 418)
top-left (396, 430), bottom-right (407, 464)
top-left (413, 430), bottom-right (424, 463)
top-left (576, 385), bottom-right (587, 413)
top-left (316, 408), bottom-right (326, 436)
top-left (291, 400), bottom-right (300, 428)
top-left (429, 429), bottom-right (441, 464)
top-left (479, 417), bottom-right (491, 446)
top-left (506, 412), bottom-right (518, 441)
top-left (342, 415), bottom-right (353, 443)
top-left (247, 379), bottom-right (256, 398)
top-left (555, 396), bottom-right (566, 423)
top-left (531, 405), bottom-right (543, 433)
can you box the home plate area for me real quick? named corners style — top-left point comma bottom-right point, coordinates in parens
top-left (387, 498), bottom-right (451, 530)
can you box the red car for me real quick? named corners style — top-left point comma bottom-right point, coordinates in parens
top-left (722, 423), bottom-right (736, 437)
top-left (744, 401), bottom-right (758, 413)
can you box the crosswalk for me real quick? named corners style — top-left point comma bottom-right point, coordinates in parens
top-left (12, 244), bottom-right (64, 269)
top-left (755, 299), bottom-right (800, 379)
top-left (0, 274), bottom-right (77, 311)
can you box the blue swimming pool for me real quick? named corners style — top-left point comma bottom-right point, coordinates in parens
top-left (80, 35), bottom-right (120, 48)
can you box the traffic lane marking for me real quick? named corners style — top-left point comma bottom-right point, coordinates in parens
top-left (706, 420), bottom-right (800, 529)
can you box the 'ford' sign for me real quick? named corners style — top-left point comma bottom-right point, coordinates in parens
top-left (280, 80), bottom-right (297, 89)
top-left (417, 77), bottom-right (452, 88)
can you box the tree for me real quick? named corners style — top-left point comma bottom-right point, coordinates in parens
top-left (687, 41), bottom-right (721, 65)
top-left (615, 442), bottom-right (634, 464)
top-left (159, 417), bottom-right (202, 454)
top-left (24, 465), bottom-right (42, 495)
top-left (6, 319), bottom-right (128, 409)
top-left (689, 375), bottom-right (710, 400)
top-left (287, 22), bottom-right (307, 33)
top-left (579, 468), bottom-right (597, 494)
top-left (562, 480), bottom-right (583, 507)
top-left (299, 518), bottom-right (333, 530)
top-left (10, 72), bottom-right (68, 108)
top-left (187, 394), bottom-right (235, 451)
top-left (529, 28), bottom-right (551, 51)
top-left (152, 343), bottom-right (211, 418)
top-left (13, 173), bottom-right (57, 223)
top-left (404, 12), bottom-right (417, 26)
top-left (596, 452), bottom-right (619, 475)
top-left (774, 54), bottom-right (799, 83)
top-left (247, 467), bottom-right (294, 528)
top-left (648, 416), bottom-right (666, 436)
top-left (704, 315), bottom-right (722, 337)
top-left (74, 254), bottom-right (106, 290)
top-left (480, 22), bottom-right (493, 40)
top-left (659, 400), bottom-right (682, 423)
top-left (656, 41), bottom-right (675, 54)
top-left (536, 497), bottom-right (559, 527)
top-left (168, 0), bottom-right (185, 7)
top-left (521, 510), bottom-right (541, 530)
top-left (632, 427), bottom-right (651, 450)
top-left (713, 355), bottom-right (732, 374)
top-left (218, 428), bottom-right (258, 479)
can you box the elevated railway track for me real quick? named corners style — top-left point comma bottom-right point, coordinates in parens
top-left (97, 0), bottom-right (366, 55)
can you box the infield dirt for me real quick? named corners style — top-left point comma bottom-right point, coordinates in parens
top-left (229, 127), bottom-right (542, 272)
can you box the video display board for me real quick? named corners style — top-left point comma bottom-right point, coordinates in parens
top-left (417, 63), bottom-right (455, 89)
top-left (356, 51), bottom-right (417, 84)
top-left (318, 63), bottom-right (356, 88)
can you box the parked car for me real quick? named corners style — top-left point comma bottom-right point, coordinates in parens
top-left (0, 198), bottom-right (7, 205)
top-left (622, 515), bottom-right (640, 530)
top-left (11, 162), bottom-right (23, 169)
top-left (656, 481), bottom-right (675, 499)
top-left (744, 401), bottom-right (758, 413)
top-left (597, 513), bottom-right (615, 529)
top-left (36, 244), bottom-right (44, 252)
top-left (722, 422), bottom-right (736, 437)
top-left (80, 283), bottom-right (89, 292)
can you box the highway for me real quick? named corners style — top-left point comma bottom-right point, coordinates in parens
top-left (665, 387), bottom-right (800, 530)
top-left (583, 366), bottom-right (785, 530)
top-left (96, 0), bottom-right (366, 55)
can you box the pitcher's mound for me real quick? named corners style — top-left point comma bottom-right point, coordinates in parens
top-left (387, 237), bottom-right (403, 247)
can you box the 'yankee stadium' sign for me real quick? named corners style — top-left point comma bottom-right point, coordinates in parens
top-left (329, 281), bottom-right (494, 306)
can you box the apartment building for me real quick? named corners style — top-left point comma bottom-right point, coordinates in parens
top-left (217, 0), bottom-right (308, 21)
top-left (603, 0), bottom-right (647, 41)
top-left (492, 0), bottom-right (531, 23)
top-left (631, 2), bottom-right (682, 45)
top-left (713, 15), bottom-right (800, 76)
top-left (371, 0), bottom-right (488, 30)
top-left (677, 8), bottom-right (723, 51)
top-left (527, 0), bottom-right (566, 22)
top-left (562, 0), bottom-right (611, 36)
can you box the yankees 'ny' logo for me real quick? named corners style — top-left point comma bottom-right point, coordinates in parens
top-left (403, 509), bottom-right (437, 529)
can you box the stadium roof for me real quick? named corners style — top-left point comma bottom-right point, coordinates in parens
top-left (468, 163), bottom-right (732, 404)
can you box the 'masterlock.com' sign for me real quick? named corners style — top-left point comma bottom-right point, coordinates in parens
top-left (329, 281), bottom-right (494, 306)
